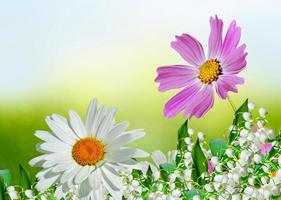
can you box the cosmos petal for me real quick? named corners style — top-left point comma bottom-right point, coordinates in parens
top-left (171, 34), bottom-right (206, 67)
top-left (155, 65), bottom-right (198, 92)
top-left (208, 15), bottom-right (223, 59)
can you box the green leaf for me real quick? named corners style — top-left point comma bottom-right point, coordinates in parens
top-left (0, 170), bottom-right (11, 186)
top-left (159, 163), bottom-right (175, 174)
top-left (19, 164), bottom-right (31, 189)
top-left (177, 120), bottom-right (189, 151)
top-left (229, 99), bottom-right (249, 142)
top-left (183, 189), bottom-right (200, 199)
top-left (0, 178), bottom-right (9, 200)
top-left (131, 169), bottom-right (143, 179)
top-left (143, 166), bottom-right (153, 187)
top-left (191, 139), bottom-right (207, 184)
top-left (159, 166), bottom-right (169, 182)
top-left (176, 120), bottom-right (189, 165)
top-left (209, 139), bottom-right (227, 157)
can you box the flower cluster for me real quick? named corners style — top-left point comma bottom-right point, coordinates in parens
top-left (0, 15), bottom-right (280, 200)
top-left (121, 100), bottom-right (281, 200)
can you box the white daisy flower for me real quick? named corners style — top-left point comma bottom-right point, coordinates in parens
top-left (29, 99), bottom-right (148, 200)
top-left (151, 150), bottom-right (177, 166)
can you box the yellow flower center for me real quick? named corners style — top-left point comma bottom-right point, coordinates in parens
top-left (72, 137), bottom-right (105, 166)
top-left (198, 59), bottom-right (222, 84)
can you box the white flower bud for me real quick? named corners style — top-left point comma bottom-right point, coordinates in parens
top-left (259, 108), bottom-right (267, 118)
top-left (262, 164), bottom-right (269, 173)
top-left (240, 129), bottom-right (248, 138)
top-left (253, 154), bottom-right (261, 163)
top-left (263, 189), bottom-right (271, 199)
top-left (126, 175), bottom-right (133, 182)
top-left (243, 112), bottom-right (251, 121)
top-left (225, 149), bottom-right (233, 157)
top-left (248, 102), bottom-right (255, 110)
top-left (261, 176), bottom-right (268, 184)
top-left (211, 157), bottom-right (219, 166)
top-left (247, 134), bottom-right (254, 141)
top-left (240, 150), bottom-right (250, 161)
top-left (245, 121), bottom-right (251, 129)
top-left (233, 173), bottom-right (240, 182)
top-left (24, 190), bottom-right (33, 198)
top-left (276, 169), bottom-right (281, 180)
top-left (248, 176), bottom-right (255, 185)
top-left (267, 129), bottom-right (275, 138)
top-left (184, 152), bottom-right (192, 160)
top-left (259, 134), bottom-right (267, 143)
top-left (204, 183), bottom-right (213, 192)
top-left (231, 194), bottom-right (240, 200)
top-left (198, 132), bottom-right (205, 141)
top-left (132, 180), bottom-right (139, 188)
top-left (8, 191), bottom-right (18, 200)
top-left (213, 182), bottom-right (221, 190)
top-left (271, 186), bottom-right (279, 195)
top-left (215, 165), bottom-right (222, 172)
top-left (226, 161), bottom-right (234, 169)
top-left (7, 186), bottom-right (15, 193)
top-left (184, 137), bottom-right (192, 145)
top-left (169, 183), bottom-right (176, 190)
top-left (172, 189), bottom-right (181, 197)
top-left (244, 186), bottom-right (254, 195)
top-left (257, 120), bottom-right (264, 128)
top-left (188, 128), bottom-right (194, 135)
top-left (214, 174), bottom-right (223, 183)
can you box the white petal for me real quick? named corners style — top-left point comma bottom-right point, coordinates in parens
top-left (61, 166), bottom-right (81, 183)
top-left (106, 130), bottom-right (145, 151)
top-left (78, 179), bottom-right (92, 198)
top-left (29, 155), bottom-right (46, 167)
top-left (51, 114), bottom-right (68, 125)
top-left (100, 164), bottom-right (122, 189)
top-left (151, 150), bottom-right (167, 166)
top-left (96, 108), bottom-right (116, 140)
top-left (69, 110), bottom-right (87, 138)
top-left (44, 152), bottom-right (71, 161)
top-left (100, 169), bottom-right (122, 200)
top-left (36, 168), bottom-right (52, 179)
top-left (85, 99), bottom-right (98, 133)
top-left (106, 148), bottom-right (149, 162)
top-left (52, 160), bottom-right (76, 173)
top-left (45, 117), bottom-right (77, 145)
top-left (92, 186), bottom-right (105, 200)
top-left (35, 130), bottom-right (61, 143)
top-left (36, 174), bottom-right (60, 191)
top-left (74, 165), bottom-right (93, 184)
top-left (90, 105), bottom-right (106, 136)
top-left (89, 169), bottom-right (102, 190)
top-left (168, 150), bottom-right (177, 163)
top-left (103, 121), bottom-right (129, 143)
top-left (39, 142), bottom-right (71, 153)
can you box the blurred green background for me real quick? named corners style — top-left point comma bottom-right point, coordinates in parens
top-left (1, 0), bottom-right (281, 182)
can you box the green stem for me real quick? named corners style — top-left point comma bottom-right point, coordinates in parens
top-left (227, 96), bottom-right (236, 112)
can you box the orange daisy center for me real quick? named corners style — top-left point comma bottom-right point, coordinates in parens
top-left (198, 59), bottom-right (222, 84)
top-left (72, 137), bottom-right (105, 166)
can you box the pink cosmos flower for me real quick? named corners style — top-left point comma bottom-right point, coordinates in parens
top-left (208, 161), bottom-right (215, 174)
top-left (155, 15), bottom-right (247, 118)
top-left (260, 143), bottom-right (272, 156)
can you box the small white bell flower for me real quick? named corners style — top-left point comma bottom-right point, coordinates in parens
top-left (248, 102), bottom-right (255, 110)
top-left (259, 108), bottom-right (268, 118)
top-left (243, 112), bottom-right (251, 121)
top-left (198, 132), bottom-right (205, 141)
top-left (188, 128), bottom-right (194, 135)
